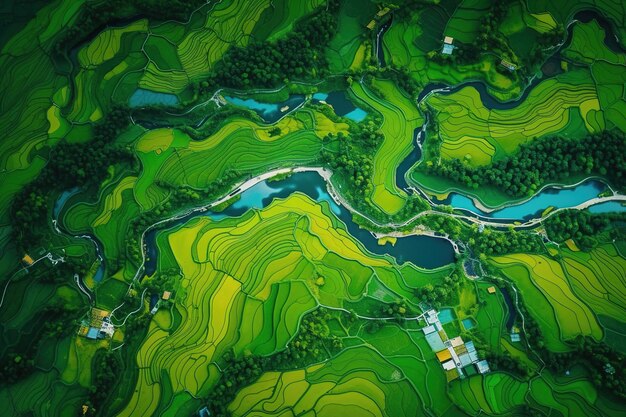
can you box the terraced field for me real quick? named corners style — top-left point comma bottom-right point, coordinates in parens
top-left (450, 371), bottom-right (610, 416)
top-left (117, 193), bottom-right (453, 415)
top-left (350, 80), bottom-right (423, 214)
top-left (425, 69), bottom-right (600, 166)
top-left (229, 347), bottom-right (419, 417)
top-left (2, 0), bottom-right (626, 416)
top-left (491, 253), bottom-right (604, 344)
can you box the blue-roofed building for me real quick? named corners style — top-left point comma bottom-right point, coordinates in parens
top-left (425, 331), bottom-right (446, 351)
top-left (442, 44), bottom-right (455, 55)
top-left (86, 327), bottom-right (100, 340)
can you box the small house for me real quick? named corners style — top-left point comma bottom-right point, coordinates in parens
top-left (425, 310), bottom-right (439, 325)
top-left (487, 286), bottom-right (497, 294)
top-left (442, 44), bottom-right (455, 55)
top-left (377, 7), bottom-right (390, 17)
top-left (162, 291), bottom-right (172, 301)
top-left (366, 20), bottom-right (377, 30)
top-left (500, 59), bottom-right (517, 71)
top-left (422, 324), bottom-right (436, 335)
top-left (22, 254), bottom-right (34, 266)
top-left (100, 321), bottom-right (115, 338)
top-left (442, 360), bottom-right (456, 371)
top-left (449, 336), bottom-right (464, 348)
top-left (476, 360), bottom-right (490, 374)
top-left (444, 36), bottom-right (454, 45)
top-left (436, 349), bottom-right (452, 363)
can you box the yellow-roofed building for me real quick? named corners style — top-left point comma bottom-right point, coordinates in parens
top-left (436, 349), bottom-right (452, 363)
top-left (22, 254), bottom-right (34, 266)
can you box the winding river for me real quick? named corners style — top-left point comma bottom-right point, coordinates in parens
top-left (68, 9), bottom-right (625, 285)
top-left (143, 171), bottom-right (456, 276)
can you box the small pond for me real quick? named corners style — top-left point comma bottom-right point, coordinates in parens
top-left (312, 92), bottom-right (367, 122)
top-left (129, 88), bottom-right (179, 107)
top-left (224, 94), bottom-right (305, 124)
top-left (438, 308), bottom-right (455, 325)
top-left (462, 318), bottom-right (475, 330)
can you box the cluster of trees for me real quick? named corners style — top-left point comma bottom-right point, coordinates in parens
top-left (11, 106), bottom-right (132, 251)
top-left (86, 351), bottom-right (122, 416)
top-left (415, 271), bottom-right (462, 307)
top-left (201, 1), bottom-right (339, 91)
top-left (544, 210), bottom-right (624, 250)
top-left (539, 337), bottom-right (626, 399)
top-left (320, 124), bottom-right (383, 215)
top-left (274, 308), bottom-right (343, 367)
top-left (205, 351), bottom-right (268, 417)
top-left (426, 131), bottom-right (626, 197)
top-left (0, 294), bottom-right (86, 385)
top-left (54, 0), bottom-right (207, 57)
top-left (526, 26), bottom-right (565, 68)
top-left (380, 300), bottom-right (414, 321)
top-left (484, 350), bottom-right (530, 378)
top-left (415, 213), bottom-right (542, 257)
top-left (377, 66), bottom-right (421, 98)
top-left (432, 1), bottom-right (516, 69)
top-left (123, 312), bottom-right (152, 344)
top-left (470, 228), bottom-right (543, 256)
top-left (0, 353), bottom-right (35, 385)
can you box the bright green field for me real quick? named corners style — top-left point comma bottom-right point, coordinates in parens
top-left (350, 79), bottom-right (423, 214)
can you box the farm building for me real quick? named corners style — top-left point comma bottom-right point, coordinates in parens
top-left (442, 360), bottom-right (456, 371)
top-left (86, 327), bottom-right (100, 340)
top-left (162, 291), bottom-right (172, 300)
top-left (377, 7), bottom-right (390, 17)
top-left (449, 336), bottom-right (464, 347)
top-left (500, 59), bottom-right (517, 71)
top-left (425, 331), bottom-right (446, 351)
top-left (442, 36), bottom-right (455, 55)
top-left (425, 309), bottom-right (439, 325)
top-left (22, 254), bottom-right (34, 266)
top-left (476, 360), bottom-right (491, 374)
top-left (436, 349), bottom-right (452, 363)
top-left (79, 308), bottom-right (115, 340)
top-left (487, 286), bottom-right (497, 294)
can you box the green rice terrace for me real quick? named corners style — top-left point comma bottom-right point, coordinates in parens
top-left (2, 0), bottom-right (626, 416)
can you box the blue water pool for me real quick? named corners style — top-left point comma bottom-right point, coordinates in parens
top-left (129, 88), bottom-right (179, 107)
top-left (462, 318), bottom-right (475, 330)
top-left (438, 308), bottom-right (455, 324)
